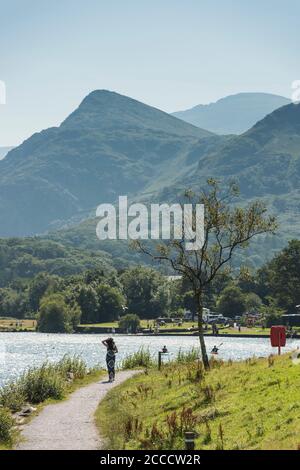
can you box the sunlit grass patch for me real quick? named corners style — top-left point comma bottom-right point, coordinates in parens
top-left (96, 353), bottom-right (300, 450)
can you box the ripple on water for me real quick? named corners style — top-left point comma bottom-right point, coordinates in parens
top-left (0, 332), bottom-right (298, 386)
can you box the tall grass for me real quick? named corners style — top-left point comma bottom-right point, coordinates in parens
top-left (121, 348), bottom-right (155, 369)
top-left (20, 364), bottom-right (65, 404)
top-left (0, 408), bottom-right (14, 444)
top-left (0, 355), bottom-right (97, 446)
top-left (0, 355), bottom-right (89, 411)
top-left (175, 347), bottom-right (200, 363)
top-left (0, 382), bottom-right (26, 412)
top-left (121, 347), bottom-right (202, 370)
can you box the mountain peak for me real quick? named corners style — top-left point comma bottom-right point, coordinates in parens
top-left (0, 91), bottom-right (211, 236)
top-left (61, 90), bottom-right (211, 138)
top-left (172, 92), bottom-right (291, 135)
top-left (79, 89), bottom-right (131, 107)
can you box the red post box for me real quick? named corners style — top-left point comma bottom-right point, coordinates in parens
top-left (270, 326), bottom-right (286, 355)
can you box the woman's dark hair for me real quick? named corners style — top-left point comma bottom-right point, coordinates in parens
top-left (106, 337), bottom-right (115, 350)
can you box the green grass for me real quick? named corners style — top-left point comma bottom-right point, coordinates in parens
top-left (217, 327), bottom-right (270, 336)
top-left (79, 321), bottom-right (119, 328)
top-left (79, 320), bottom-right (197, 330)
top-left (96, 353), bottom-right (300, 450)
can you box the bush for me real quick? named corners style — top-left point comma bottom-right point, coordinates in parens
top-left (0, 408), bottom-right (14, 444)
top-left (121, 348), bottom-right (154, 369)
top-left (37, 294), bottom-right (80, 333)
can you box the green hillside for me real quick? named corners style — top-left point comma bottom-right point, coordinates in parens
top-left (0, 90), bottom-right (212, 237)
top-left (1, 94), bottom-right (300, 269)
top-left (0, 238), bottom-right (114, 286)
top-left (156, 103), bottom-right (300, 264)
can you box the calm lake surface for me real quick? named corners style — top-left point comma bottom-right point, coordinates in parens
top-left (0, 332), bottom-right (299, 386)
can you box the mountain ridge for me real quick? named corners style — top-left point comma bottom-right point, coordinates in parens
top-left (172, 92), bottom-right (291, 135)
top-left (0, 90), bottom-right (214, 237)
top-left (0, 146), bottom-right (14, 160)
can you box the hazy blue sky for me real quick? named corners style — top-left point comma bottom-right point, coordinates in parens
top-left (0, 0), bottom-right (299, 146)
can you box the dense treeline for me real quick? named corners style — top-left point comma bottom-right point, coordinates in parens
top-left (0, 239), bottom-right (299, 332)
top-left (0, 238), bottom-right (114, 286)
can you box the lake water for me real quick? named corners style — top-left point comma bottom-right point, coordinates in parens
top-left (0, 332), bottom-right (299, 386)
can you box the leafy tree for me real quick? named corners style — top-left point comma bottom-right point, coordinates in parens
top-left (0, 288), bottom-right (28, 319)
top-left (260, 299), bottom-right (285, 327)
top-left (244, 292), bottom-right (262, 313)
top-left (120, 266), bottom-right (169, 319)
top-left (135, 180), bottom-right (276, 369)
top-left (257, 240), bottom-right (300, 313)
top-left (118, 314), bottom-right (141, 333)
top-left (37, 294), bottom-right (81, 333)
top-left (168, 278), bottom-right (184, 314)
top-left (76, 285), bottom-right (99, 323)
top-left (28, 273), bottom-right (60, 312)
top-left (183, 291), bottom-right (197, 320)
top-left (96, 284), bottom-right (125, 322)
top-left (152, 283), bottom-right (171, 317)
top-left (217, 286), bottom-right (247, 317)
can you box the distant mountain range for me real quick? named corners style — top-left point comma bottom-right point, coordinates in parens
top-left (50, 101), bottom-right (300, 268)
top-left (0, 90), bottom-right (212, 236)
top-left (172, 93), bottom-right (290, 135)
top-left (1, 90), bottom-right (300, 268)
top-left (0, 147), bottom-right (14, 160)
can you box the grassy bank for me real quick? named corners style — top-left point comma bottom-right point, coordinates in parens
top-left (0, 356), bottom-right (104, 449)
top-left (96, 352), bottom-right (300, 450)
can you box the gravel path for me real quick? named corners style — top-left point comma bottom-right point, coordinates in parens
top-left (16, 370), bottom-right (139, 450)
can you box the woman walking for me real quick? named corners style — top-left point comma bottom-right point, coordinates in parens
top-left (102, 338), bottom-right (118, 382)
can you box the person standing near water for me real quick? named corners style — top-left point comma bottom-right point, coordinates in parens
top-left (102, 338), bottom-right (118, 382)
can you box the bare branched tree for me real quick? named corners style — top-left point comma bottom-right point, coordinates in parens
top-left (134, 179), bottom-right (277, 369)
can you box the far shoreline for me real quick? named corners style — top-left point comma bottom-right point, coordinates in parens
top-left (0, 329), bottom-right (299, 340)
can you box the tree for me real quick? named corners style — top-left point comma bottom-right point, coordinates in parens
top-left (96, 284), bottom-right (125, 322)
top-left (183, 291), bottom-right (197, 320)
top-left (135, 180), bottom-right (276, 369)
top-left (37, 294), bottom-right (81, 333)
top-left (244, 292), bottom-right (262, 314)
top-left (76, 285), bottom-right (99, 323)
top-left (118, 314), bottom-right (141, 333)
top-left (257, 240), bottom-right (300, 313)
top-left (28, 272), bottom-right (60, 312)
top-left (260, 299), bottom-right (285, 327)
top-left (120, 266), bottom-right (169, 318)
top-left (217, 286), bottom-right (247, 317)
top-left (0, 288), bottom-right (28, 319)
